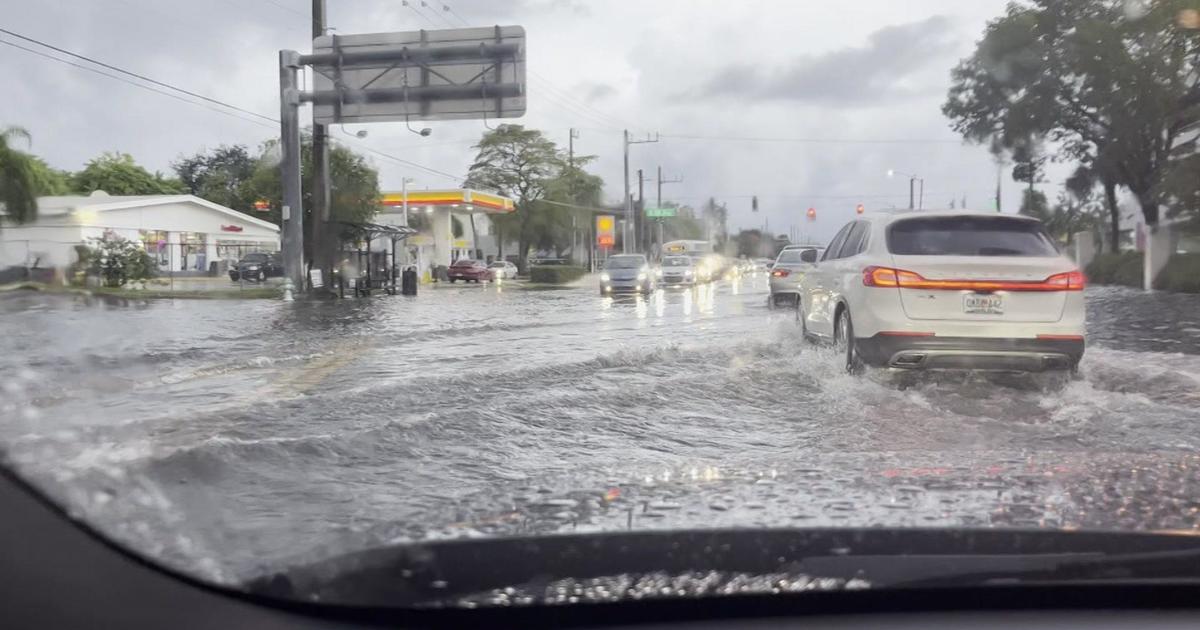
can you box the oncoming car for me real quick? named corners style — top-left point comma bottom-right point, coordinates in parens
top-left (797, 212), bottom-right (1085, 373)
top-left (599, 254), bottom-right (655, 294)
top-left (488, 260), bottom-right (518, 279)
top-left (659, 255), bottom-right (697, 286)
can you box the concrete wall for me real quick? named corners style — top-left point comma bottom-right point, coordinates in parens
top-left (1144, 224), bottom-right (1176, 291)
top-left (1073, 231), bottom-right (1096, 271)
top-left (0, 225), bottom-right (85, 268)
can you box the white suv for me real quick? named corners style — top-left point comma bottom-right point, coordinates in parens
top-left (797, 211), bottom-right (1085, 373)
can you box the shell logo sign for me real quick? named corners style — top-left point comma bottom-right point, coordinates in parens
top-left (596, 215), bottom-right (616, 248)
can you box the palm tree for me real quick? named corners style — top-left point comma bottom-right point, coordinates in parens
top-left (0, 126), bottom-right (40, 226)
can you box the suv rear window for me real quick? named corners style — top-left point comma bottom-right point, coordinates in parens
top-left (887, 216), bottom-right (1059, 256)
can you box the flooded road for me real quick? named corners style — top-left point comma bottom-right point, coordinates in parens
top-left (2, 276), bottom-right (1200, 584)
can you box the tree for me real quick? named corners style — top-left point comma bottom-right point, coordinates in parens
top-left (734, 229), bottom-right (764, 258)
top-left (465, 125), bottom-right (563, 269)
top-left (537, 155), bottom-right (605, 256)
top-left (0, 126), bottom-right (42, 225)
top-left (72, 152), bottom-right (185, 195)
top-left (943, 0), bottom-right (1200, 229)
top-left (243, 135), bottom-right (380, 232)
top-left (172, 145), bottom-right (257, 212)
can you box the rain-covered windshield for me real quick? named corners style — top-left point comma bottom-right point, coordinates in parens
top-left (889, 217), bottom-right (1060, 257)
top-left (2, 0), bottom-right (1200, 609)
top-left (776, 250), bottom-right (813, 264)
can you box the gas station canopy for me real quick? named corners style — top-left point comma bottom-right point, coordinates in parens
top-left (380, 189), bottom-right (515, 214)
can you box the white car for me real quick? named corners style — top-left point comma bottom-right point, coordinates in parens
top-left (769, 246), bottom-right (824, 307)
top-left (488, 260), bottom-right (519, 279)
top-left (659, 255), bottom-right (698, 286)
top-left (797, 211), bottom-right (1085, 373)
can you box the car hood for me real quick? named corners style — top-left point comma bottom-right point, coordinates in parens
top-left (606, 269), bottom-right (642, 280)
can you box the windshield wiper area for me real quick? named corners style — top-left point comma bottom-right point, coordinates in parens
top-left (887, 546), bottom-right (1200, 588)
top-left (245, 528), bottom-right (1200, 607)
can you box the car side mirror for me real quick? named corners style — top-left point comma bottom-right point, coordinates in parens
top-left (800, 249), bottom-right (818, 263)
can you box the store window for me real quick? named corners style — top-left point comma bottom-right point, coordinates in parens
top-left (139, 230), bottom-right (170, 269)
top-left (180, 232), bottom-right (206, 271)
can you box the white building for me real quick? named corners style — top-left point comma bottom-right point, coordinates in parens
top-left (0, 191), bottom-right (280, 274)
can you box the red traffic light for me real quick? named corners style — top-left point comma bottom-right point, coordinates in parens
top-left (856, 203), bottom-right (865, 214)
top-left (806, 207), bottom-right (817, 220)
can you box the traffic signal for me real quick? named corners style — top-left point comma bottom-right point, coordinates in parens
top-left (806, 207), bottom-right (816, 220)
top-left (752, 195), bottom-right (759, 212)
top-left (856, 203), bottom-right (865, 214)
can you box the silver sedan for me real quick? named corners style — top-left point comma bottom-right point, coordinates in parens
top-left (768, 247), bottom-right (823, 307)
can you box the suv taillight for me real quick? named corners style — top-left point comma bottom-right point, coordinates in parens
top-left (863, 266), bottom-right (1086, 291)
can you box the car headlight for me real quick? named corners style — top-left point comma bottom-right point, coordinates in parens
top-left (684, 270), bottom-right (693, 276)
top-left (600, 273), bottom-right (610, 282)
top-left (637, 272), bottom-right (647, 281)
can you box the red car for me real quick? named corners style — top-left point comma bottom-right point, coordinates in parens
top-left (447, 259), bottom-right (494, 283)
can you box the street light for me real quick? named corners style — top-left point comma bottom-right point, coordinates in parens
top-left (887, 169), bottom-right (924, 210)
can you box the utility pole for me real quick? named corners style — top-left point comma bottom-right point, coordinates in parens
top-left (637, 168), bottom-right (646, 254)
top-left (310, 0), bottom-right (330, 292)
top-left (279, 50), bottom-right (305, 291)
top-left (568, 128), bottom-right (579, 264)
top-left (622, 129), bottom-right (659, 253)
top-left (655, 166), bottom-right (682, 255)
top-left (568, 127), bottom-right (578, 168)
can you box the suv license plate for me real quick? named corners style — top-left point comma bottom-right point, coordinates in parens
top-left (963, 293), bottom-right (1003, 315)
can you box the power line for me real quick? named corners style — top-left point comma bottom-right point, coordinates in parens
top-left (529, 72), bottom-right (633, 129)
top-left (0, 27), bottom-right (277, 124)
top-left (439, 2), bottom-right (635, 130)
top-left (333, 137), bottom-right (463, 183)
top-left (261, 0), bottom-right (305, 17)
top-left (537, 198), bottom-right (612, 212)
top-left (401, 1), bottom-right (439, 27)
top-left (419, 1), bottom-right (457, 27)
top-left (442, 4), bottom-right (472, 27)
top-left (0, 38), bottom-right (276, 131)
top-left (0, 25), bottom-right (464, 183)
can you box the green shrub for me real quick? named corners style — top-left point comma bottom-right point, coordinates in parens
top-left (79, 231), bottom-right (159, 287)
top-left (529, 265), bottom-right (586, 284)
top-left (1153, 253), bottom-right (1200, 293)
top-left (1085, 251), bottom-right (1142, 288)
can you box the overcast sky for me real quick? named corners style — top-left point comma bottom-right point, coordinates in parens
top-left (1, 0), bottom-right (1065, 242)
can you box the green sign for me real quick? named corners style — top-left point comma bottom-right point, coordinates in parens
top-left (645, 207), bottom-right (676, 218)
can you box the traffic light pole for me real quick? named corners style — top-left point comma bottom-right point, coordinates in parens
top-left (622, 130), bottom-right (659, 253)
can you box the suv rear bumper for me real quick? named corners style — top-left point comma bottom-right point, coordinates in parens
top-left (855, 334), bottom-right (1084, 372)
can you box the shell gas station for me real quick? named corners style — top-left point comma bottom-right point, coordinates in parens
top-left (377, 189), bottom-right (515, 282)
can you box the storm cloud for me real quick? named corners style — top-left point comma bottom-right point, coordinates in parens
top-left (692, 16), bottom-right (959, 106)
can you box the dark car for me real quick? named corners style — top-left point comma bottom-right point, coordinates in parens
top-left (228, 252), bottom-right (283, 282)
top-left (447, 259), bottom-right (494, 283)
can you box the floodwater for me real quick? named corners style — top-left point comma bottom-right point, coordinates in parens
top-left (2, 277), bottom-right (1200, 585)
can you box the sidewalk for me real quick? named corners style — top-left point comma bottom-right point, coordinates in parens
top-left (144, 276), bottom-right (285, 292)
